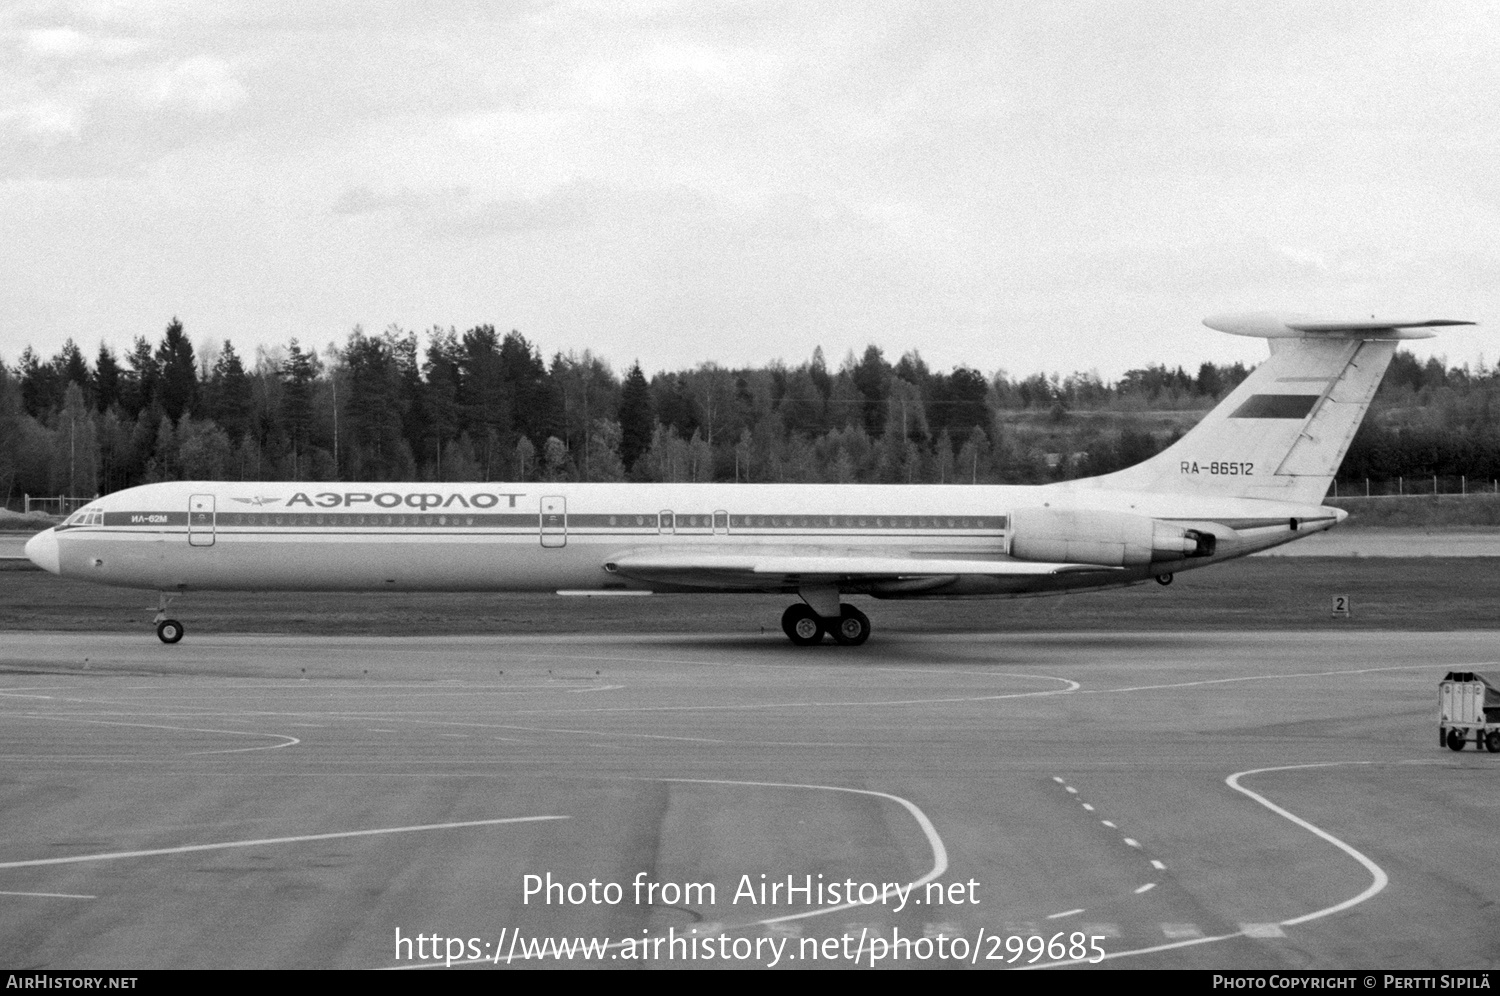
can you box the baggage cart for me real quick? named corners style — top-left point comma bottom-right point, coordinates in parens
top-left (1439, 671), bottom-right (1500, 753)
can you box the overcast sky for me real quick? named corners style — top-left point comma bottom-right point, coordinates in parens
top-left (3, 0), bottom-right (1496, 382)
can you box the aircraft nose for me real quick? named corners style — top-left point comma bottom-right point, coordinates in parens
top-left (25, 528), bottom-right (60, 574)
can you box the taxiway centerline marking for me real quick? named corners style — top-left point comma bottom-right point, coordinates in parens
top-left (1090, 663), bottom-right (1454, 695)
top-left (388, 778), bottom-right (949, 970)
top-left (8, 714), bottom-right (299, 754)
top-left (1225, 762), bottom-right (1390, 926)
top-left (1027, 759), bottom-right (1399, 969)
top-left (0, 815), bottom-right (569, 870)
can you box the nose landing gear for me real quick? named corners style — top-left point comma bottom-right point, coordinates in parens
top-left (154, 592), bottom-right (184, 644)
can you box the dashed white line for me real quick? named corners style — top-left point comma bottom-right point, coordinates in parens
top-left (0, 889), bottom-right (96, 900)
top-left (1081, 803), bottom-right (1094, 811)
top-left (1123, 837), bottom-right (1141, 848)
top-left (1101, 820), bottom-right (1116, 828)
top-left (1150, 859), bottom-right (1165, 870)
top-left (1046, 908), bottom-right (1085, 920)
top-left (1029, 760), bottom-right (1401, 969)
top-left (1133, 883), bottom-right (1155, 894)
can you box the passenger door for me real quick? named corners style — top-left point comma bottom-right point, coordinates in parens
top-left (188, 494), bottom-right (216, 547)
top-left (540, 496), bottom-right (567, 548)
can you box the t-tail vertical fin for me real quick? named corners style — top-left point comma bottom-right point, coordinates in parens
top-left (1086, 313), bottom-right (1474, 504)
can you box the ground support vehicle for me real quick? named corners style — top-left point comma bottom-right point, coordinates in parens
top-left (1440, 672), bottom-right (1500, 753)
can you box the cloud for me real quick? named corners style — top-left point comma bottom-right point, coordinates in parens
top-left (23, 26), bottom-right (145, 59)
top-left (150, 55), bottom-right (246, 114)
top-left (331, 179), bottom-right (712, 236)
top-left (1276, 245), bottom-right (1330, 272)
top-left (1, 102), bottom-right (83, 141)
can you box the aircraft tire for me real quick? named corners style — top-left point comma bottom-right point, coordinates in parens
top-left (782, 604), bottom-right (825, 646)
top-left (1486, 730), bottom-right (1500, 754)
top-left (1446, 727), bottom-right (1466, 752)
top-left (1155, 573), bottom-right (1173, 586)
top-left (831, 605), bottom-right (871, 646)
top-left (157, 619), bottom-right (184, 644)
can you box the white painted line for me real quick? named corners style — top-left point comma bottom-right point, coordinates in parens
top-left (1162, 923), bottom-right (1203, 939)
top-left (1123, 837), bottom-right (1141, 848)
top-left (1240, 923), bottom-right (1286, 938)
top-left (1051, 776), bottom-right (1065, 783)
top-left (666, 778), bottom-right (949, 928)
top-left (0, 815), bottom-right (568, 871)
top-left (1081, 803), bottom-right (1094, 811)
top-left (1101, 820), bottom-right (1116, 828)
top-left (0, 889), bottom-right (96, 900)
top-left (1029, 759), bottom-right (1401, 970)
top-left (1133, 883), bottom-right (1155, 894)
top-left (1092, 663), bottom-right (1443, 695)
top-left (1225, 762), bottom-right (1390, 926)
top-left (389, 777), bottom-right (950, 970)
top-left (1020, 931), bottom-right (1237, 969)
top-left (1150, 860), bottom-right (1165, 870)
top-left (1064, 786), bottom-right (1077, 795)
top-left (10, 714), bottom-right (299, 755)
top-left (1046, 908), bottom-right (1084, 920)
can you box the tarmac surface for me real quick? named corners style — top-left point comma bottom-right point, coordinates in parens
top-left (1, 629), bottom-right (1497, 970)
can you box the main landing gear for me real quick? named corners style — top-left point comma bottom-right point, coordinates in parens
top-left (154, 592), bottom-right (184, 644)
top-left (779, 602), bottom-right (871, 646)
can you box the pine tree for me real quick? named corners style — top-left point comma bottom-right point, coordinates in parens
top-left (155, 318), bottom-right (198, 420)
top-left (618, 362), bottom-right (654, 471)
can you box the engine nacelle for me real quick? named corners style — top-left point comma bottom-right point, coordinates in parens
top-left (1008, 507), bottom-right (1215, 567)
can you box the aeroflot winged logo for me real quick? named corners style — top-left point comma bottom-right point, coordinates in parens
top-left (264, 490), bottom-right (529, 510)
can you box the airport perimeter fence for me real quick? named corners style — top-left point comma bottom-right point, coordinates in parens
top-left (1331, 476), bottom-right (1500, 499)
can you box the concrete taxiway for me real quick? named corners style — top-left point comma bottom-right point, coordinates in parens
top-left (1, 629), bottom-right (1497, 970)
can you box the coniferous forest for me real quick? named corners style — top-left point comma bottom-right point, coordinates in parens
top-left (2, 318), bottom-right (1496, 508)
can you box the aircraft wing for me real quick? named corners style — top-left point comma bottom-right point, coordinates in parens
top-left (605, 552), bottom-right (1119, 589)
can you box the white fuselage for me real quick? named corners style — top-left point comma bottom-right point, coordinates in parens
top-left (28, 479), bottom-right (1336, 599)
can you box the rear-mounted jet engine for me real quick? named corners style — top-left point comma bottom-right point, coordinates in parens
top-left (1007, 507), bottom-right (1215, 568)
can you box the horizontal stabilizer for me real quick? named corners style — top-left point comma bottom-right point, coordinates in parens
top-left (1204, 312), bottom-right (1475, 340)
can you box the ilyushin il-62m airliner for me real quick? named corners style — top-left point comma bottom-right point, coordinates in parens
top-left (25, 313), bottom-right (1474, 646)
